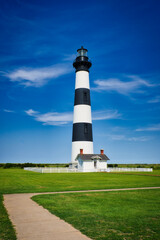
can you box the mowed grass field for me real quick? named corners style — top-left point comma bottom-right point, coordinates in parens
top-left (1, 169), bottom-right (160, 194)
top-left (33, 190), bottom-right (160, 240)
top-left (0, 168), bottom-right (160, 240)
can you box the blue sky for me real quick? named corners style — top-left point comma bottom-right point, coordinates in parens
top-left (0, 0), bottom-right (160, 164)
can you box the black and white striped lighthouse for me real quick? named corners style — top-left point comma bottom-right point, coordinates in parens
top-left (71, 46), bottom-right (93, 166)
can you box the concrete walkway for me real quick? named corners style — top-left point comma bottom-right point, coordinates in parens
top-left (4, 187), bottom-right (160, 240)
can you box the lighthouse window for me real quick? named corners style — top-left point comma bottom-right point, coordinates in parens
top-left (83, 91), bottom-right (87, 103)
top-left (77, 49), bottom-right (88, 57)
top-left (84, 124), bottom-right (88, 134)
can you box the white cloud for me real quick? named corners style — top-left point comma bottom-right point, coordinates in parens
top-left (63, 54), bottom-right (77, 61)
top-left (128, 136), bottom-right (150, 142)
top-left (36, 112), bottom-right (73, 126)
top-left (109, 134), bottom-right (150, 142)
top-left (136, 124), bottom-right (160, 132)
top-left (3, 109), bottom-right (15, 113)
top-left (5, 64), bottom-right (72, 87)
top-left (93, 75), bottom-right (156, 95)
top-left (109, 134), bottom-right (126, 140)
top-left (148, 96), bottom-right (160, 103)
top-left (92, 110), bottom-right (121, 120)
top-left (25, 109), bottom-right (39, 116)
top-left (25, 109), bottom-right (73, 126)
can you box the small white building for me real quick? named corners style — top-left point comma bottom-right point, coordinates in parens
top-left (76, 149), bottom-right (110, 172)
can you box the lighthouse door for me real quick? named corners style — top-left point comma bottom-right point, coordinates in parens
top-left (94, 160), bottom-right (97, 169)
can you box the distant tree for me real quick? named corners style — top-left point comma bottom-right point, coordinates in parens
top-left (3, 163), bottom-right (13, 168)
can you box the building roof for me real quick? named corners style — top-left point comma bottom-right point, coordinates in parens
top-left (76, 154), bottom-right (110, 161)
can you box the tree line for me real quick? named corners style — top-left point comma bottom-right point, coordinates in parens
top-left (0, 163), bottom-right (69, 169)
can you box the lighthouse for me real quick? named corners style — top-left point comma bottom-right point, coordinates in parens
top-left (71, 46), bottom-right (93, 167)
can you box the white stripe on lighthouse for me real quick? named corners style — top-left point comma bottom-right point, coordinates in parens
top-left (73, 105), bottom-right (92, 123)
top-left (75, 71), bottom-right (90, 89)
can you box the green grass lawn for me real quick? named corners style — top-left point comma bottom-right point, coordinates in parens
top-left (0, 168), bottom-right (160, 240)
top-left (0, 195), bottom-right (16, 240)
top-left (33, 189), bottom-right (160, 240)
top-left (108, 170), bottom-right (160, 175)
top-left (0, 169), bottom-right (160, 194)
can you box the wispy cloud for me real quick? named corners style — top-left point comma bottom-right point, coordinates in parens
top-left (109, 134), bottom-right (125, 140)
top-left (25, 109), bottom-right (121, 126)
top-left (5, 64), bottom-right (72, 87)
top-left (63, 54), bottom-right (77, 61)
top-left (148, 96), bottom-right (160, 103)
top-left (3, 109), bottom-right (15, 113)
top-left (128, 136), bottom-right (150, 142)
top-left (109, 134), bottom-right (150, 142)
top-left (92, 75), bottom-right (157, 95)
top-left (25, 109), bottom-right (39, 116)
top-left (92, 110), bottom-right (121, 120)
top-left (136, 124), bottom-right (160, 132)
top-left (25, 109), bottom-right (73, 126)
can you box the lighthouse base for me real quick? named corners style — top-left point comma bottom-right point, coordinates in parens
top-left (71, 141), bottom-right (93, 164)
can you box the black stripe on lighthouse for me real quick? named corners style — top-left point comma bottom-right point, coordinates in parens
top-left (72, 123), bottom-right (93, 142)
top-left (74, 88), bottom-right (91, 106)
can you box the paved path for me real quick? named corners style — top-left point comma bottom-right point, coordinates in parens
top-left (4, 187), bottom-right (160, 240)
